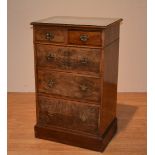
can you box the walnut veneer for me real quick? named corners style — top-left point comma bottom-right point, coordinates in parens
top-left (31, 16), bottom-right (122, 151)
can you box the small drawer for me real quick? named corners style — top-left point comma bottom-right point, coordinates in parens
top-left (68, 29), bottom-right (102, 46)
top-left (34, 26), bottom-right (66, 43)
top-left (37, 95), bottom-right (99, 134)
top-left (37, 70), bottom-right (101, 103)
top-left (36, 44), bottom-right (101, 75)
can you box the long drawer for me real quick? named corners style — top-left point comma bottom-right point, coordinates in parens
top-left (36, 44), bottom-right (101, 75)
top-left (37, 70), bottom-right (101, 103)
top-left (37, 95), bottom-right (99, 134)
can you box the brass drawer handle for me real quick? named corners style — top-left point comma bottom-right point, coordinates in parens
top-left (80, 34), bottom-right (89, 42)
top-left (46, 53), bottom-right (55, 61)
top-left (80, 58), bottom-right (88, 65)
top-left (79, 84), bottom-right (88, 92)
top-left (45, 32), bottom-right (54, 41)
top-left (79, 112), bottom-right (87, 122)
top-left (47, 79), bottom-right (55, 88)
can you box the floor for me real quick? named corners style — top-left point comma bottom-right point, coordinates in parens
top-left (8, 93), bottom-right (146, 155)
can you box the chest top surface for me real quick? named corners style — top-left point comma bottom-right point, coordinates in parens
top-left (31, 16), bottom-right (122, 28)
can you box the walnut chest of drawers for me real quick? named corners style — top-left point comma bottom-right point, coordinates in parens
top-left (31, 16), bottom-right (122, 151)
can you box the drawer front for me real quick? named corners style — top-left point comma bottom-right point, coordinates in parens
top-left (37, 70), bottom-right (101, 103)
top-left (68, 30), bottom-right (102, 46)
top-left (38, 96), bottom-right (99, 134)
top-left (35, 26), bottom-right (66, 43)
top-left (36, 44), bottom-right (101, 75)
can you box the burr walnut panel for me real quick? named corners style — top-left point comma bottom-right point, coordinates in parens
top-left (36, 44), bottom-right (101, 75)
top-left (37, 70), bottom-right (101, 103)
top-left (37, 96), bottom-right (99, 134)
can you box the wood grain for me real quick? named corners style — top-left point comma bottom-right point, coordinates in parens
top-left (32, 20), bottom-right (122, 151)
top-left (31, 16), bottom-right (123, 29)
top-left (34, 117), bottom-right (117, 152)
top-left (103, 23), bottom-right (120, 46)
top-left (37, 95), bottom-right (99, 134)
top-left (36, 44), bottom-right (101, 75)
top-left (68, 29), bottom-right (102, 46)
top-left (100, 39), bottom-right (119, 134)
top-left (37, 70), bottom-right (101, 103)
top-left (34, 25), bottom-right (67, 43)
top-left (8, 92), bottom-right (146, 155)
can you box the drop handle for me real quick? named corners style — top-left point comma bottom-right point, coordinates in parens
top-left (45, 32), bottom-right (54, 41)
top-left (47, 79), bottom-right (55, 88)
top-left (79, 112), bottom-right (87, 122)
top-left (80, 58), bottom-right (88, 65)
top-left (46, 53), bottom-right (55, 61)
top-left (79, 84), bottom-right (88, 92)
top-left (80, 34), bottom-right (89, 42)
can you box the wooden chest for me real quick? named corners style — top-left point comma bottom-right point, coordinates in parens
top-left (31, 16), bottom-right (122, 151)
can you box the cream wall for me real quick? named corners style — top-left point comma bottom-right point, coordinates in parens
top-left (8, 0), bottom-right (146, 92)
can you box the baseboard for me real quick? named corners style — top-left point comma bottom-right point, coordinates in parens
top-left (34, 117), bottom-right (117, 152)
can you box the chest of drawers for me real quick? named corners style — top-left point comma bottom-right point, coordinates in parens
top-left (31, 16), bottom-right (122, 151)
